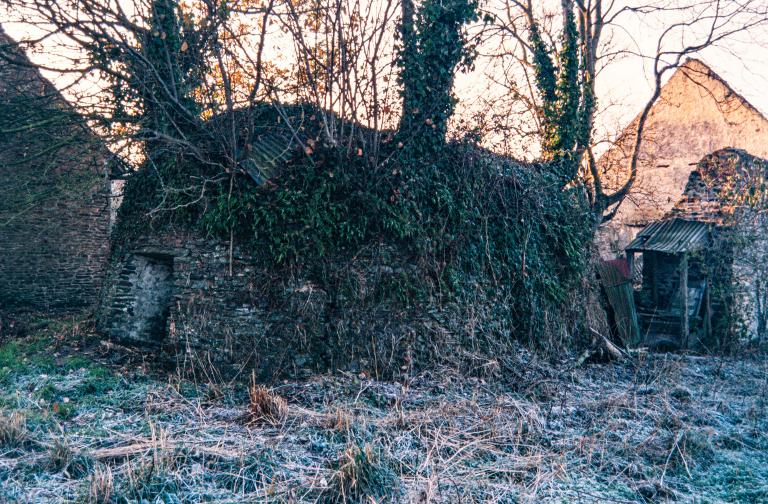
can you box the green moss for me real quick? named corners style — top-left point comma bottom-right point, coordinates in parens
top-left (0, 334), bottom-right (57, 376)
top-left (36, 383), bottom-right (59, 403)
top-left (75, 367), bottom-right (119, 397)
top-left (0, 341), bottom-right (25, 371)
top-left (63, 356), bottom-right (92, 372)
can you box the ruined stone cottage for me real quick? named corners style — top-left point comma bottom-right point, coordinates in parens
top-left (95, 99), bottom-right (589, 378)
top-left (97, 107), bottom-right (349, 377)
top-left (0, 27), bottom-right (111, 311)
top-left (598, 59), bottom-right (768, 257)
top-left (627, 149), bottom-right (768, 348)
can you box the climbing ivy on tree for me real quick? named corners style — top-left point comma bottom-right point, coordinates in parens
top-left (112, 0), bottom-right (215, 235)
top-left (396, 0), bottom-right (479, 161)
top-left (527, 0), bottom-right (594, 184)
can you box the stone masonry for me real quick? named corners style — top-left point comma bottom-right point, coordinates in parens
top-left (597, 59), bottom-right (768, 257)
top-left (98, 230), bottom-right (332, 378)
top-left (0, 27), bottom-right (111, 311)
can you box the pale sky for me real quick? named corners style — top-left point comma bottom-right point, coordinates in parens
top-left (453, 0), bottom-right (768, 157)
top-left (3, 0), bottom-right (768, 159)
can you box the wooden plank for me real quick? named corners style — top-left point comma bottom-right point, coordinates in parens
top-left (652, 252), bottom-right (659, 306)
top-left (704, 279), bottom-right (712, 346)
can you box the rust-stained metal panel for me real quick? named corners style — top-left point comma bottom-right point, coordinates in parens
top-left (597, 259), bottom-right (641, 346)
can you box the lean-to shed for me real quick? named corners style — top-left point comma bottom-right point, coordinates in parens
top-left (626, 148), bottom-right (768, 349)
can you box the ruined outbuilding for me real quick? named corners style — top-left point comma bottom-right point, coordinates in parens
top-left (627, 149), bottom-right (768, 348)
top-left (96, 99), bottom-right (592, 378)
top-left (598, 59), bottom-right (768, 257)
top-left (0, 27), bottom-right (111, 311)
top-left (96, 107), bottom-right (317, 376)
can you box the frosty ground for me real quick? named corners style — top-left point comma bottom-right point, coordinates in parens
top-left (1, 316), bottom-right (766, 503)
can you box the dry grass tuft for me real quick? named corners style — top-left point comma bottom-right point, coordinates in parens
top-left (322, 442), bottom-right (399, 503)
top-left (327, 407), bottom-right (352, 434)
top-left (47, 438), bottom-right (73, 472)
top-left (0, 411), bottom-right (27, 448)
top-left (248, 373), bottom-right (288, 426)
top-left (121, 427), bottom-right (181, 500)
top-left (85, 465), bottom-right (114, 504)
top-left (46, 438), bottom-right (93, 478)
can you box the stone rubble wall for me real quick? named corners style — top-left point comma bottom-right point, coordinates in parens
top-left (99, 232), bottom-right (343, 377)
top-left (0, 28), bottom-right (111, 312)
top-left (597, 59), bottom-right (768, 257)
top-left (98, 229), bottom-right (459, 379)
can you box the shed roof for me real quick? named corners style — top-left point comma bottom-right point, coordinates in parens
top-left (625, 218), bottom-right (711, 254)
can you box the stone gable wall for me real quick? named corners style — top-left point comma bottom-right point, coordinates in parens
top-left (0, 30), bottom-right (110, 311)
top-left (597, 59), bottom-right (768, 257)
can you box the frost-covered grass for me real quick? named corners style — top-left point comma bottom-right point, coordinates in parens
top-left (1, 316), bottom-right (767, 503)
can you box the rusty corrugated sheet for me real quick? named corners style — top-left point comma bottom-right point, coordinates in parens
top-left (597, 259), bottom-right (641, 347)
top-left (625, 218), bottom-right (710, 254)
top-left (600, 258), bottom-right (631, 287)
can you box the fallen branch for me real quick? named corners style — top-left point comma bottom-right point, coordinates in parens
top-left (91, 441), bottom-right (240, 461)
top-left (572, 328), bottom-right (627, 366)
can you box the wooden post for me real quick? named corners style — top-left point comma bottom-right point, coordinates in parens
top-left (680, 253), bottom-right (689, 348)
top-left (704, 278), bottom-right (712, 346)
top-left (652, 253), bottom-right (658, 306)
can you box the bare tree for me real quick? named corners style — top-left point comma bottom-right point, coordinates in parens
top-left (477, 0), bottom-right (768, 223)
top-left (3, 0), bottom-right (409, 176)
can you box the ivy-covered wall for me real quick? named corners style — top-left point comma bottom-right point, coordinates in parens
top-left (102, 116), bottom-right (595, 377)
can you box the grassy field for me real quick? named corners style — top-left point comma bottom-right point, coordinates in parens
top-left (1, 315), bottom-right (767, 503)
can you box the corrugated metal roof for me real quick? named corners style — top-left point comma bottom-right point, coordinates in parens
top-left (625, 218), bottom-right (710, 253)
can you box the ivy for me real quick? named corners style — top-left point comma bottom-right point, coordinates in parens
top-left (396, 0), bottom-right (479, 161)
top-left (528, 1), bottom-right (595, 184)
top-left (111, 0), bottom-right (595, 351)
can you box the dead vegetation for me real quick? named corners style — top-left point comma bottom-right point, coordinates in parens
top-left (0, 412), bottom-right (27, 450)
top-left (0, 321), bottom-right (767, 503)
top-left (247, 373), bottom-right (289, 426)
top-left (321, 442), bottom-right (400, 503)
top-left (85, 465), bottom-right (114, 504)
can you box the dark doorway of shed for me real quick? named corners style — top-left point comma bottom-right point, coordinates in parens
top-left (131, 253), bottom-right (174, 343)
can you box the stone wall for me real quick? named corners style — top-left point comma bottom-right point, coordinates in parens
top-left (727, 214), bottom-right (768, 342)
top-left (0, 28), bottom-right (111, 312)
top-left (99, 231), bottom-right (338, 377)
top-left (99, 228), bottom-right (464, 379)
top-left (597, 59), bottom-right (768, 257)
